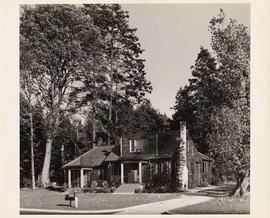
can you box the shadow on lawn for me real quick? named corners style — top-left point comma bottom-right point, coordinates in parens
top-left (185, 183), bottom-right (235, 197)
top-left (56, 203), bottom-right (72, 207)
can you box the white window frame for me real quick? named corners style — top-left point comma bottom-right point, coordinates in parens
top-left (129, 139), bottom-right (137, 152)
top-left (129, 139), bottom-right (148, 152)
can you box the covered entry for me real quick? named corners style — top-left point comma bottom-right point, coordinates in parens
top-left (65, 168), bottom-right (92, 189)
top-left (62, 145), bottom-right (114, 189)
top-left (120, 161), bottom-right (148, 184)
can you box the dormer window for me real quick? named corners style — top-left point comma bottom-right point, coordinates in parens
top-left (129, 139), bottom-right (147, 152)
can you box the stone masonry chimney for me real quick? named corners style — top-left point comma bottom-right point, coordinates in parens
top-left (175, 121), bottom-right (189, 191)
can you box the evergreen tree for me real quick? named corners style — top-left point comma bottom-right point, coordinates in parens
top-left (83, 4), bottom-right (152, 144)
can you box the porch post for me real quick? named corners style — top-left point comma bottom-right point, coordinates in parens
top-left (68, 169), bottom-right (71, 189)
top-left (80, 168), bottom-right (84, 188)
top-left (121, 162), bottom-right (124, 184)
top-left (139, 162), bottom-right (142, 184)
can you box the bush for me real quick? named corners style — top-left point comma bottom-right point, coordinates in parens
top-left (135, 185), bottom-right (144, 193)
top-left (20, 177), bottom-right (32, 188)
top-left (200, 175), bottom-right (209, 187)
top-left (95, 187), bottom-right (111, 193)
top-left (111, 175), bottom-right (121, 187)
top-left (111, 186), bottom-right (117, 193)
top-left (91, 181), bottom-right (98, 190)
top-left (152, 174), bottom-right (171, 186)
top-left (82, 187), bottom-right (95, 193)
top-left (135, 188), bottom-right (143, 193)
top-left (159, 185), bottom-right (167, 193)
top-left (103, 187), bottom-right (111, 193)
top-left (102, 180), bottom-right (109, 187)
top-left (210, 174), bottom-right (222, 185)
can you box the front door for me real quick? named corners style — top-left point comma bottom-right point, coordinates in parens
top-left (124, 163), bottom-right (139, 183)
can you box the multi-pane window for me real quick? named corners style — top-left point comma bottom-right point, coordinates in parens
top-left (202, 162), bottom-right (207, 173)
top-left (129, 139), bottom-right (136, 152)
top-left (129, 139), bottom-right (147, 152)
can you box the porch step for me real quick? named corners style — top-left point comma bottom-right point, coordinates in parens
top-left (113, 183), bottom-right (142, 194)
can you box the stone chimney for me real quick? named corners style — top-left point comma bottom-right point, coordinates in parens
top-left (175, 121), bottom-right (189, 191)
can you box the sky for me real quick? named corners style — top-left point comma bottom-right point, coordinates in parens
top-left (121, 4), bottom-right (250, 118)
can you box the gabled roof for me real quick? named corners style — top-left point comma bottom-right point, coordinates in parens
top-left (62, 145), bottom-right (114, 169)
top-left (63, 130), bottom-right (213, 167)
top-left (104, 151), bottom-right (120, 162)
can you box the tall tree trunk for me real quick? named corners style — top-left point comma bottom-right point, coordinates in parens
top-left (92, 118), bottom-right (96, 148)
top-left (92, 102), bottom-right (97, 148)
top-left (41, 135), bottom-right (53, 188)
top-left (229, 173), bottom-right (250, 197)
top-left (108, 31), bottom-right (114, 145)
top-left (29, 111), bottom-right (35, 191)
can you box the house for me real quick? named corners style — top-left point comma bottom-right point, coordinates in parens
top-left (62, 122), bottom-right (213, 191)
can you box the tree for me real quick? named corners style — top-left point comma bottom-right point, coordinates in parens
top-left (131, 101), bottom-right (169, 135)
top-left (83, 4), bottom-right (152, 144)
top-left (208, 9), bottom-right (250, 196)
top-left (20, 5), bottom-right (103, 187)
top-left (172, 9), bottom-right (250, 196)
top-left (20, 94), bottom-right (47, 188)
top-left (20, 46), bottom-right (39, 190)
top-left (209, 103), bottom-right (249, 196)
top-left (172, 47), bottom-right (219, 153)
top-left (20, 94), bottom-right (34, 189)
top-left (20, 75), bottom-right (36, 191)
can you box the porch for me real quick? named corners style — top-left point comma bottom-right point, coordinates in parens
top-left (65, 168), bottom-right (102, 189)
top-left (107, 160), bottom-right (166, 185)
top-left (64, 160), bottom-right (172, 189)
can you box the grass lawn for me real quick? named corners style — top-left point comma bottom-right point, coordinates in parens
top-left (20, 189), bottom-right (182, 210)
top-left (169, 194), bottom-right (250, 214)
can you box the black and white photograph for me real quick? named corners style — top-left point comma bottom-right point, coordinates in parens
top-left (17, 3), bottom-right (252, 215)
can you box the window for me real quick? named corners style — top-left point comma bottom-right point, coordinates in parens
top-left (129, 139), bottom-right (147, 152)
top-left (202, 162), bottom-right (206, 173)
top-left (129, 139), bottom-right (136, 152)
top-left (143, 139), bottom-right (148, 151)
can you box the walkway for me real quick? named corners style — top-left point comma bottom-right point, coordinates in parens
top-left (116, 183), bottom-right (234, 214)
top-left (116, 194), bottom-right (213, 214)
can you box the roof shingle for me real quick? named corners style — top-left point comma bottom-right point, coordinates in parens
top-left (62, 145), bottom-right (114, 169)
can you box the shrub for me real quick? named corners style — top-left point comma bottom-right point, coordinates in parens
top-left (91, 181), bottom-right (98, 190)
top-left (20, 177), bottom-right (32, 188)
top-left (82, 187), bottom-right (95, 193)
top-left (135, 185), bottom-right (144, 193)
top-left (159, 185), bottom-right (167, 193)
top-left (95, 187), bottom-right (103, 193)
top-left (95, 187), bottom-right (111, 193)
top-left (102, 180), bottom-right (109, 188)
top-left (200, 175), bottom-right (209, 187)
top-left (135, 188), bottom-right (143, 193)
top-left (152, 174), bottom-right (171, 186)
top-left (103, 187), bottom-right (111, 193)
top-left (210, 174), bottom-right (222, 185)
top-left (111, 175), bottom-right (121, 187)
top-left (111, 186), bottom-right (117, 193)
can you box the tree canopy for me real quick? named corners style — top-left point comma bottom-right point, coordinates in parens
top-left (172, 9), bottom-right (250, 196)
top-left (20, 4), bottom-right (153, 187)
